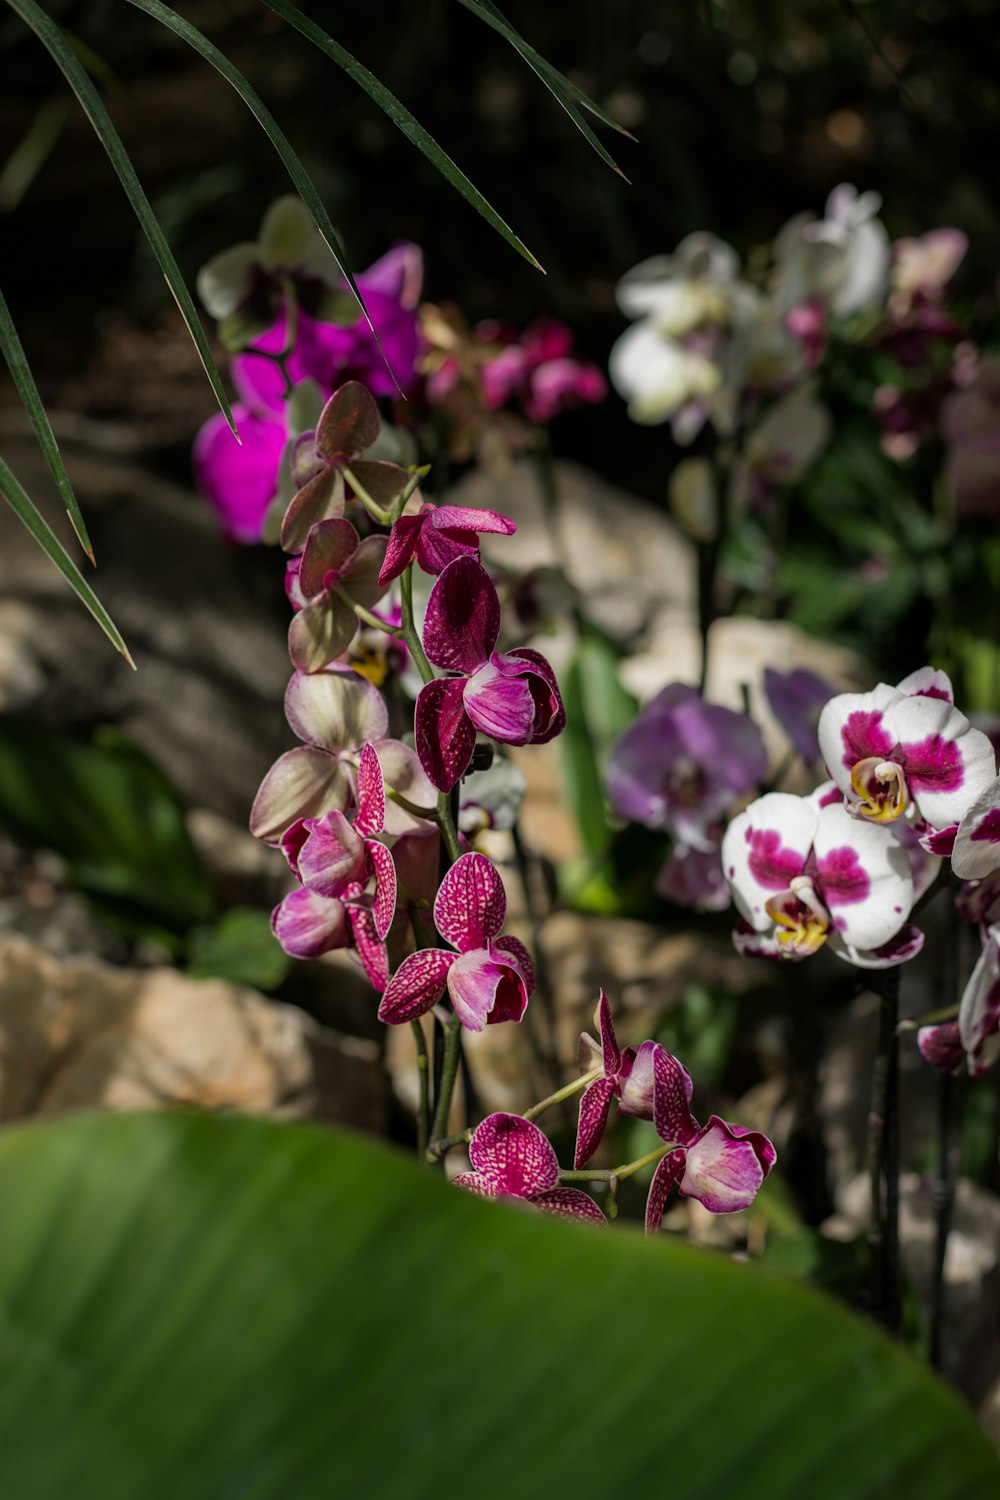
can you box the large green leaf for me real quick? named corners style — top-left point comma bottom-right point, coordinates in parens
top-left (259, 0), bottom-right (543, 270)
top-left (6, 0), bottom-right (236, 435)
top-left (0, 1111), bottom-right (993, 1499)
top-left (0, 456), bottom-right (131, 665)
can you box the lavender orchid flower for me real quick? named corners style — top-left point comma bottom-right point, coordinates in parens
top-left (645, 1048), bottom-right (776, 1232)
top-left (414, 557), bottom-right (565, 792)
top-left (454, 1113), bottom-right (606, 1224)
top-left (817, 667), bottom-right (996, 840)
top-left (722, 786), bottom-right (922, 968)
top-left (379, 502), bottom-right (516, 585)
top-left (287, 519), bottom-right (389, 674)
top-left (763, 666), bottom-right (834, 762)
top-left (377, 852), bottom-right (534, 1031)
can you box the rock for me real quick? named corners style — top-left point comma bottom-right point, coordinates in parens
top-left (0, 935), bottom-right (385, 1129)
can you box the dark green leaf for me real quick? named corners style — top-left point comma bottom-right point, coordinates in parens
top-left (186, 906), bottom-right (291, 989)
top-left (0, 456), bottom-right (131, 664)
top-left (0, 282), bottom-right (94, 561)
top-left (6, 0), bottom-right (236, 434)
top-left (259, 0), bottom-right (543, 270)
top-left (0, 1111), bottom-right (995, 1499)
top-left (0, 719), bottom-right (212, 931)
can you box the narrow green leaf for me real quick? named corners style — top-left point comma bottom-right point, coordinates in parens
top-left (0, 92), bottom-right (67, 210)
top-left (6, 0), bottom-right (237, 436)
top-left (0, 282), bottom-right (94, 562)
top-left (457, 0), bottom-right (634, 178)
top-left (0, 456), bottom-right (133, 666)
top-left (122, 1), bottom-right (398, 393)
top-left (259, 0), bottom-right (543, 271)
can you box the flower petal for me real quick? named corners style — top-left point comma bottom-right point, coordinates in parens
top-left (503, 648), bottom-right (567, 743)
top-left (249, 747), bottom-right (352, 845)
top-left (377, 947), bottom-right (455, 1023)
top-left (271, 885), bottom-right (348, 959)
top-left (467, 1112), bottom-right (559, 1196)
top-left (617, 1039), bottom-right (659, 1119)
top-left (574, 1076), bottom-right (617, 1168)
top-left (651, 1046), bottom-right (699, 1147)
top-left (890, 695), bottom-right (996, 830)
top-left (830, 922), bottom-right (925, 969)
top-left (447, 947), bottom-right (516, 1031)
top-left (422, 557), bottom-right (500, 673)
top-left (316, 380), bottom-right (381, 459)
top-left (280, 469), bottom-right (346, 555)
top-left (917, 1022), bottom-right (965, 1074)
top-left (817, 684), bottom-right (901, 791)
top-left (763, 666), bottom-right (833, 762)
top-left (531, 1188), bottom-right (607, 1225)
top-left (285, 666), bottom-right (389, 751)
top-left (366, 838), bottom-right (397, 941)
top-left (952, 776), bottom-right (1000, 880)
top-left (721, 793), bottom-right (817, 932)
top-left (299, 518), bottom-right (360, 597)
top-left (813, 801), bottom-right (913, 951)
top-left (374, 739), bottom-right (438, 836)
top-left (355, 742), bottom-right (386, 837)
top-left (490, 935), bottom-right (536, 1003)
top-left (896, 666), bottom-right (954, 702)
top-left (347, 903), bottom-right (389, 992)
top-left (414, 677), bottom-right (478, 792)
top-left (645, 1149), bottom-right (686, 1234)
top-left (379, 514), bottom-right (424, 585)
top-left (595, 989), bottom-right (621, 1078)
top-left (342, 535), bottom-right (391, 610)
top-left (435, 851), bottom-right (506, 950)
top-left (297, 810), bottom-right (367, 896)
top-left (288, 593), bottom-right (358, 674)
top-left (452, 1171), bottom-right (500, 1199)
top-left (464, 662), bottom-right (537, 743)
top-left (958, 924), bottom-right (1000, 1066)
top-left (679, 1117), bottom-right (774, 1213)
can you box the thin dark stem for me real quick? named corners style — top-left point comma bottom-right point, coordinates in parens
top-left (429, 1015), bottom-right (464, 1150)
top-left (410, 1019), bottom-right (430, 1160)
top-left (929, 1070), bottom-right (954, 1369)
top-left (868, 968), bottom-right (901, 1332)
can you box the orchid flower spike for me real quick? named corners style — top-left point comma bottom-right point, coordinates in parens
top-left (574, 991), bottom-right (662, 1168)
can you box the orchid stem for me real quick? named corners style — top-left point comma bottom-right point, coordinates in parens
top-left (559, 1141), bottom-right (676, 1185)
top-left (411, 1020), bottom-right (430, 1160)
top-left (868, 967), bottom-right (901, 1333)
top-left (425, 1127), bottom-right (473, 1162)
top-left (429, 1014), bottom-right (464, 1154)
top-left (338, 590), bottom-right (406, 638)
top-left (399, 565), bottom-right (435, 685)
top-left (522, 1067), bottom-right (602, 1123)
top-left (341, 465), bottom-right (392, 526)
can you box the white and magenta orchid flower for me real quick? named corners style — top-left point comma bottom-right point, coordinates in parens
top-left (574, 991), bottom-right (662, 1168)
top-left (414, 557), bottom-right (565, 792)
top-left (377, 852), bottom-right (534, 1031)
top-left (951, 775), bottom-right (1000, 880)
top-left (919, 923), bottom-right (1000, 1078)
top-left (722, 787), bottom-right (921, 968)
top-left (378, 501), bottom-right (516, 585)
top-left (454, 1114), bottom-right (606, 1224)
top-left (645, 1048), bottom-right (776, 1232)
top-left (772, 184), bottom-right (889, 318)
top-left (817, 668), bottom-right (996, 836)
top-left (282, 743), bottom-right (396, 941)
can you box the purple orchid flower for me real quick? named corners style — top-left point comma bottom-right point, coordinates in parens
top-left (574, 991), bottom-right (662, 1168)
top-left (645, 1048), bottom-right (776, 1232)
top-left (287, 519), bottom-right (389, 674)
top-left (654, 839), bottom-right (731, 911)
top-left (378, 502), bottom-right (516, 585)
top-left (377, 851), bottom-right (534, 1031)
top-left (763, 666), bottom-right (834, 763)
top-left (282, 742), bottom-right (397, 941)
top-left (817, 667), bottom-right (996, 835)
top-left (454, 1113), bottom-right (606, 1224)
top-left (414, 556), bottom-right (565, 792)
top-left (607, 683), bottom-right (766, 850)
top-left (722, 785), bottom-right (922, 968)
top-left (193, 404), bottom-right (288, 543)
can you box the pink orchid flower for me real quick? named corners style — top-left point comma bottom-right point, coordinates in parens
top-left (378, 502), bottom-right (516, 585)
top-left (722, 786), bottom-right (922, 968)
top-left (282, 743), bottom-right (396, 941)
top-left (919, 922), bottom-right (1000, 1079)
top-left (414, 556), bottom-right (565, 792)
top-left (817, 667), bottom-right (996, 837)
top-left (287, 519), bottom-right (389, 674)
top-left (574, 991), bottom-right (662, 1168)
top-left (377, 851), bottom-right (534, 1031)
top-left (454, 1113), bottom-right (606, 1224)
top-left (270, 880), bottom-right (388, 990)
top-left (645, 1048), bottom-right (776, 1232)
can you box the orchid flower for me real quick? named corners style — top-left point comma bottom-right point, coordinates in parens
top-left (379, 502), bottom-right (516, 585)
top-left (771, 184), bottom-right (890, 318)
top-left (250, 668), bottom-right (434, 845)
top-left (951, 775), bottom-right (1000, 880)
top-left (722, 786), bottom-right (922, 967)
top-left (574, 991), bottom-right (662, 1168)
top-left (282, 743), bottom-right (396, 940)
top-left (763, 666), bottom-right (834, 762)
top-left (919, 922), bottom-right (1000, 1078)
top-left (817, 668), bottom-right (996, 838)
top-left (270, 881), bottom-right (388, 989)
top-left (414, 557), bottom-right (565, 792)
top-left (607, 683), bottom-right (766, 851)
top-left (287, 519), bottom-right (389, 674)
top-left (454, 1113), bottom-right (606, 1224)
top-left (645, 1047), bottom-right (776, 1231)
top-left (377, 852), bottom-right (534, 1031)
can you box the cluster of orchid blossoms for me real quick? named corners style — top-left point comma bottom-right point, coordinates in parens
top-left (607, 183), bottom-right (976, 534)
top-left (606, 663), bottom-right (1000, 1080)
top-left (451, 991), bottom-right (775, 1231)
top-left (192, 196), bottom-right (605, 545)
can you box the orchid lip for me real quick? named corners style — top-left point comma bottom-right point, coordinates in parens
top-left (849, 755), bottom-right (909, 823)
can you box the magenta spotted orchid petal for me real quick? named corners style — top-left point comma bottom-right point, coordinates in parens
top-left (378, 853), bottom-right (533, 1031)
top-left (456, 1114), bottom-right (606, 1224)
top-left (573, 991), bottom-right (645, 1168)
top-left (645, 1047), bottom-right (776, 1232)
top-left (423, 556), bottom-right (501, 674)
top-left (271, 883), bottom-right (349, 959)
top-left (722, 790), bottom-right (916, 966)
top-left (607, 684), bottom-right (766, 849)
top-left (378, 503), bottom-right (516, 585)
top-left (292, 743), bottom-right (396, 938)
top-left (414, 677), bottom-right (479, 793)
top-left (575, 1078), bottom-right (618, 1169)
top-left (818, 671), bottom-right (996, 833)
